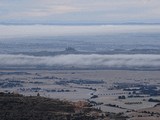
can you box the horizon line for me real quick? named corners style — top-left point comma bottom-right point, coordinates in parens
top-left (0, 22), bottom-right (160, 26)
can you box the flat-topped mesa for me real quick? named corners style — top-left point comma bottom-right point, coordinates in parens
top-left (65, 47), bottom-right (77, 53)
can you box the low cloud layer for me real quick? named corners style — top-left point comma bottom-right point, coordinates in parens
top-left (1, 25), bottom-right (160, 39)
top-left (0, 54), bottom-right (160, 68)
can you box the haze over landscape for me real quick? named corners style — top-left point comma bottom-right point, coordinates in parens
top-left (0, 0), bottom-right (160, 120)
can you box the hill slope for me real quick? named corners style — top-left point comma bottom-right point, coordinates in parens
top-left (0, 92), bottom-right (102, 120)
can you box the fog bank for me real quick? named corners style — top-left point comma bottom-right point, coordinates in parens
top-left (0, 54), bottom-right (160, 68)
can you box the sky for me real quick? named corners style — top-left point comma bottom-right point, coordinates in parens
top-left (0, 0), bottom-right (160, 24)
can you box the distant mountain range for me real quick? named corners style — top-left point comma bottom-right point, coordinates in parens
top-left (11, 48), bottom-right (160, 56)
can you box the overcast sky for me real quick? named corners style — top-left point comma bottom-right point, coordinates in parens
top-left (0, 0), bottom-right (160, 24)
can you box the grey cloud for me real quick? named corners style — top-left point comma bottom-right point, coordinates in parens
top-left (0, 0), bottom-right (160, 23)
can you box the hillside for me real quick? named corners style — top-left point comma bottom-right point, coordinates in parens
top-left (0, 92), bottom-right (104, 120)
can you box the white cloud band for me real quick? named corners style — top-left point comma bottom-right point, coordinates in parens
top-left (0, 54), bottom-right (160, 68)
